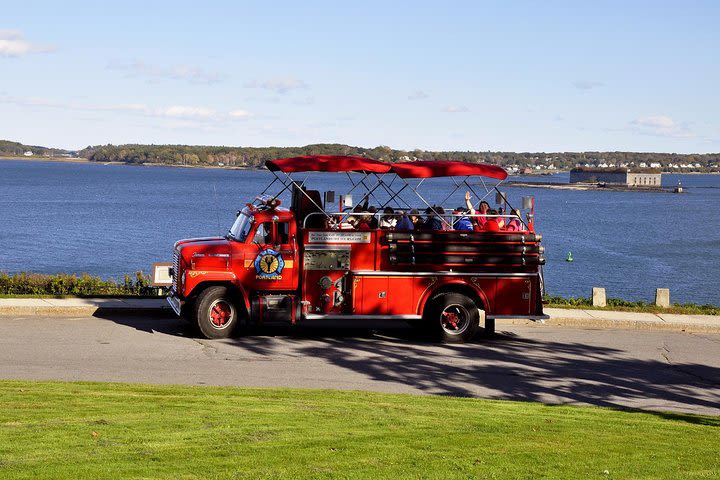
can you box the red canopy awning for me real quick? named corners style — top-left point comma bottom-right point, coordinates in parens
top-left (390, 161), bottom-right (508, 180)
top-left (266, 155), bottom-right (391, 174)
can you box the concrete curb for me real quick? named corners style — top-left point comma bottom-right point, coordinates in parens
top-left (0, 300), bottom-right (718, 333)
top-left (0, 298), bottom-right (174, 318)
top-left (495, 308), bottom-right (720, 334)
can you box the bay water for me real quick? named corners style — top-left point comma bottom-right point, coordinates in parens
top-left (1, 159), bottom-right (718, 306)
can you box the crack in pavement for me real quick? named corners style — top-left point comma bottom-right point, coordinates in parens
top-left (660, 342), bottom-right (671, 364)
top-left (660, 341), bottom-right (720, 387)
top-left (191, 338), bottom-right (219, 358)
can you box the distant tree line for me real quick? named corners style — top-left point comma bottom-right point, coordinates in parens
top-left (76, 144), bottom-right (720, 172)
top-left (2, 138), bottom-right (719, 172)
top-left (0, 140), bottom-right (72, 157)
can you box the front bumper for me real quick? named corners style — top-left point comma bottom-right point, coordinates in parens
top-left (166, 293), bottom-right (183, 316)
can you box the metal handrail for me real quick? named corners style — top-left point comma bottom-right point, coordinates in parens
top-left (302, 210), bottom-right (528, 229)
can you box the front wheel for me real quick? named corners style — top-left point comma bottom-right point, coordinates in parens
top-left (195, 286), bottom-right (240, 339)
top-left (424, 293), bottom-right (480, 343)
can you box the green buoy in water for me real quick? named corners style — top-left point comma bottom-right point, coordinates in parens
top-left (566, 251), bottom-right (574, 262)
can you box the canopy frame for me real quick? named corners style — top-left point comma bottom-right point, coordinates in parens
top-left (258, 156), bottom-right (510, 229)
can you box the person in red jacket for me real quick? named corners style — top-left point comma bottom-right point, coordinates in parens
top-left (464, 191), bottom-right (491, 230)
top-left (483, 209), bottom-right (501, 232)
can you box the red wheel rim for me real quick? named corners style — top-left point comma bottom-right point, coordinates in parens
top-left (440, 304), bottom-right (469, 334)
top-left (209, 300), bottom-right (233, 328)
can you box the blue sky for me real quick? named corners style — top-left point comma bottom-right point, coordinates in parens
top-left (1, 1), bottom-right (718, 153)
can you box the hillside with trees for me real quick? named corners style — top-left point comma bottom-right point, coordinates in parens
top-left (76, 144), bottom-right (720, 172)
top-left (2, 139), bottom-right (719, 172)
top-left (0, 140), bottom-right (73, 158)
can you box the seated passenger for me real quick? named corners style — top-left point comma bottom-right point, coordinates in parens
top-left (476, 201), bottom-right (490, 229)
top-left (360, 213), bottom-right (374, 230)
top-left (505, 209), bottom-right (523, 231)
top-left (346, 203), bottom-right (364, 227)
top-left (453, 208), bottom-right (474, 231)
top-left (378, 206), bottom-right (397, 229)
top-left (421, 206), bottom-right (445, 231)
top-left (395, 210), bottom-right (414, 230)
top-left (367, 206), bottom-right (379, 229)
top-left (409, 208), bottom-right (423, 229)
top-left (464, 191), bottom-right (490, 230)
top-left (324, 216), bottom-right (339, 230)
top-left (496, 207), bottom-right (505, 229)
top-left (338, 217), bottom-right (355, 229)
top-left (483, 209), bottom-right (501, 232)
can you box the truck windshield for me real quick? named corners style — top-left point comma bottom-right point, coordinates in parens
top-left (229, 213), bottom-right (253, 241)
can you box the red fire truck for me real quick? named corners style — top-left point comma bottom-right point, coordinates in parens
top-left (167, 155), bottom-right (545, 343)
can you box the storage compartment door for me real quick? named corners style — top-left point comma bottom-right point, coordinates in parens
top-left (353, 277), bottom-right (388, 315)
top-left (494, 278), bottom-right (532, 315)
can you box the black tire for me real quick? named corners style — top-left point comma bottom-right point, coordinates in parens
top-left (424, 293), bottom-right (480, 343)
top-left (194, 286), bottom-right (241, 339)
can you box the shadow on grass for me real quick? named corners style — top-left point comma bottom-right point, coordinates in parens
top-left (99, 314), bottom-right (720, 421)
top-left (651, 411), bottom-right (720, 427)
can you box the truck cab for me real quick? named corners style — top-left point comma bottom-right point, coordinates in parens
top-left (168, 204), bottom-right (302, 338)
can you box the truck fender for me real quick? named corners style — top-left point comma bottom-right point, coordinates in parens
top-left (417, 278), bottom-right (490, 317)
top-left (183, 271), bottom-right (250, 312)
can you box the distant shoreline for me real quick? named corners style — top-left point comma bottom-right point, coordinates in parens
top-left (506, 181), bottom-right (679, 193)
top-left (0, 156), bottom-right (258, 171)
top-left (1, 155), bottom-right (718, 174)
top-left (0, 155), bottom-right (91, 164)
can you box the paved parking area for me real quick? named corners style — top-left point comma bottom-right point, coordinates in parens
top-left (0, 314), bottom-right (718, 415)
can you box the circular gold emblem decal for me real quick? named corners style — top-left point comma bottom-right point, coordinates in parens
top-left (259, 253), bottom-right (280, 274)
top-left (254, 249), bottom-right (285, 278)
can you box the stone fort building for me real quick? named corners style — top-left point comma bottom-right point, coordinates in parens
top-left (569, 168), bottom-right (662, 186)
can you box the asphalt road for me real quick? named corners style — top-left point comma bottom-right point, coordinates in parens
top-left (1, 314), bottom-right (718, 416)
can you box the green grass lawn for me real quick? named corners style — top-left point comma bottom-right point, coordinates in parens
top-left (0, 381), bottom-right (718, 479)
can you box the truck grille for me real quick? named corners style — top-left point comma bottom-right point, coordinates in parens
top-left (172, 249), bottom-right (180, 291)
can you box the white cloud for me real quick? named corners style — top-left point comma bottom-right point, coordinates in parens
top-left (0, 94), bottom-right (259, 123)
top-left (573, 80), bottom-right (604, 90)
top-left (408, 91), bottom-right (429, 100)
top-left (229, 109), bottom-right (253, 118)
top-left (0, 94), bottom-right (62, 107)
top-left (155, 120), bottom-right (219, 132)
top-left (244, 78), bottom-right (308, 94)
top-left (155, 105), bottom-right (216, 118)
top-left (0, 30), bottom-right (55, 57)
top-left (629, 115), bottom-right (695, 138)
top-left (442, 105), bottom-right (469, 113)
top-left (108, 103), bottom-right (150, 113)
top-left (633, 115), bottom-right (675, 129)
top-left (108, 60), bottom-right (222, 84)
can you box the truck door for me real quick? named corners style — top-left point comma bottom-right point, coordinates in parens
top-left (248, 218), bottom-right (298, 291)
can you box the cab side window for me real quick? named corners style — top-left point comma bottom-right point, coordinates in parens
top-left (277, 222), bottom-right (290, 244)
top-left (252, 222), bottom-right (273, 244)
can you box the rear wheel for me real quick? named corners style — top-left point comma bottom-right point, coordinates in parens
top-left (425, 293), bottom-right (480, 343)
top-left (195, 286), bottom-right (240, 339)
